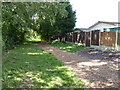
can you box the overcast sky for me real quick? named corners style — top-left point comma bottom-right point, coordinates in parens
top-left (70, 0), bottom-right (119, 28)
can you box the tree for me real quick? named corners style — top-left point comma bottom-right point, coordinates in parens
top-left (2, 2), bottom-right (76, 50)
top-left (33, 2), bottom-right (76, 42)
top-left (54, 2), bottom-right (76, 41)
top-left (2, 2), bottom-right (68, 49)
top-left (32, 2), bottom-right (69, 42)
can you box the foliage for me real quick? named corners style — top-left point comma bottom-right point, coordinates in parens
top-left (33, 2), bottom-right (76, 42)
top-left (2, 2), bottom-right (30, 50)
top-left (2, 2), bottom-right (76, 51)
top-left (31, 2), bottom-right (69, 41)
top-left (2, 44), bottom-right (84, 88)
top-left (25, 29), bottom-right (41, 42)
top-left (89, 80), bottom-right (94, 83)
top-left (50, 42), bottom-right (86, 53)
top-left (2, 2), bottom-right (71, 50)
top-left (54, 2), bottom-right (76, 41)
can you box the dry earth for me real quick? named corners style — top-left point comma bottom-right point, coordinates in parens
top-left (36, 42), bottom-right (120, 88)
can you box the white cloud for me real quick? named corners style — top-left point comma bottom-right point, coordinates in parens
top-left (70, 0), bottom-right (119, 28)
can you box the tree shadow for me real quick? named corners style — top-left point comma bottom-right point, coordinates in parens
top-left (76, 49), bottom-right (120, 61)
top-left (2, 44), bottom-right (84, 88)
top-left (75, 49), bottom-right (120, 88)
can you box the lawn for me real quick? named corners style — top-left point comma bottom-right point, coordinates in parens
top-left (2, 43), bottom-right (84, 88)
top-left (50, 42), bottom-right (86, 53)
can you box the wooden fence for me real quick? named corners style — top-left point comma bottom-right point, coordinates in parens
top-left (100, 31), bottom-right (116, 47)
top-left (91, 30), bottom-right (100, 46)
top-left (65, 30), bottom-right (120, 50)
top-left (65, 32), bottom-right (85, 44)
top-left (117, 31), bottom-right (120, 47)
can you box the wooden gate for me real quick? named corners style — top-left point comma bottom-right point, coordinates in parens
top-left (91, 30), bottom-right (100, 46)
top-left (85, 32), bottom-right (90, 47)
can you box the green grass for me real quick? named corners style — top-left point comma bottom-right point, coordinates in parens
top-left (50, 42), bottom-right (86, 53)
top-left (26, 38), bottom-right (41, 42)
top-left (89, 80), bottom-right (94, 83)
top-left (2, 43), bottom-right (84, 88)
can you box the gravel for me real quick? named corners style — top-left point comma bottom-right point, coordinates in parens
top-left (37, 42), bottom-right (120, 88)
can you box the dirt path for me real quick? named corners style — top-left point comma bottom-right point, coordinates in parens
top-left (35, 42), bottom-right (119, 88)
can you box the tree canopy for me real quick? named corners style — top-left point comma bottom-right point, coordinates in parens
top-left (2, 2), bottom-right (76, 50)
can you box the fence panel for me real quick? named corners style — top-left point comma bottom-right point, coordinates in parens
top-left (100, 31), bottom-right (116, 47)
top-left (73, 32), bottom-right (77, 42)
top-left (66, 33), bottom-right (72, 42)
top-left (77, 32), bottom-right (85, 44)
top-left (85, 32), bottom-right (90, 47)
top-left (91, 30), bottom-right (100, 46)
top-left (117, 31), bottom-right (120, 46)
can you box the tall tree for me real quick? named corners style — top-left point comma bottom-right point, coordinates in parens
top-left (2, 2), bottom-right (76, 50)
top-left (32, 2), bottom-right (69, 42)
top-left (34, 2), bottom-right (76, 42)
top-left (54, 2), bottom-right (76, 41)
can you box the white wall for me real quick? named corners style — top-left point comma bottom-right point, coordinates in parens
top-left (90, 23), bottom-right (116, 30)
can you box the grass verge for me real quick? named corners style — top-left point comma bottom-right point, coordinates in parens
top-left (50, 42), bottom-right (86, 53)
top-left (2, 43), bottom-right (84, 88)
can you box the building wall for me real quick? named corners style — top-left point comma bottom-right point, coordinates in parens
top-left (100, 31), bottom-right (116, 47)
top-left (89, 23), bottom-right (115, 30)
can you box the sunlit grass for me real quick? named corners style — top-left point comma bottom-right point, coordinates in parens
top-left (25, 29), bottom-right (41, 42)
top-left (50, 42), bottom-right (86, 53)
top-left (26, 38), bottom-right (41, 42)
top-left (2, 44), bottom-right (84, 88)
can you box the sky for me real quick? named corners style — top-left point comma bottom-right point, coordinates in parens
top-left (70, 0), bottom-right (120, 28)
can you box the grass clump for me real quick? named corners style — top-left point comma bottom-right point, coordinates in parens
top-left (50, 42), bottom-right (86, 53)
top-left (2, 43), bottom-right (84, 88)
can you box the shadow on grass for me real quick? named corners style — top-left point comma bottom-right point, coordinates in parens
top-left (2, 44), bottom-right (84, 88)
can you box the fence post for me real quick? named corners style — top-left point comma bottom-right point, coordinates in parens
top-left (77, 32), bottom-right (79, 43)
top-left (99, 30), bottom-right (101, 46)
top-left (90, 31), bottom-right (92, 46)
top-left (115, 31), bottom-right (118, 50)
top-left (85, 32), bottom-right (86, 46)
top-left (72, 32), bottom-right (73, 42)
